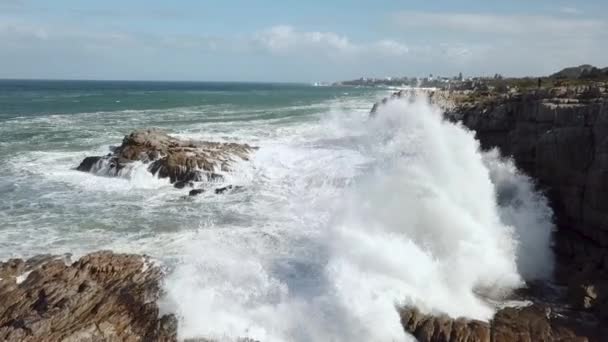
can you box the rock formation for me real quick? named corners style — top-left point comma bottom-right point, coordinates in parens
top-left (443, 85), bottom-right (608, 321)
top-left (372, 83), bottom-right (608, 341)
top-left (76, 129), bottom-right (256, 189)
top-left (0, 251), bottom-right (177, 341)
top-left (7, 84), bottom-right (608, 341)
top-left (400, 305), bottom-right (588, 342)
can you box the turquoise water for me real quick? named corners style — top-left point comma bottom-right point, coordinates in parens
top-left (0, 80), bottom-right (379, 259)
top-left (0, 80), bottom-right (368, 118)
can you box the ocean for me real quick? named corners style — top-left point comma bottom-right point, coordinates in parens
top-left (0, 80), bottom-right (554, 341)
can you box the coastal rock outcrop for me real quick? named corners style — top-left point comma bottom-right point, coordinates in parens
top-left (372, 83), bottom-right (608, 341)
top-left (0, 251), bottom-right (177, 341)
top-left (76, 129), bottom-right (256, 188)
top-left (442, 86), bottom-right (608, 320)
top-left (400, 305), bottom-right (588, 342)
top-left (371, 86), bottom-right (608, 275)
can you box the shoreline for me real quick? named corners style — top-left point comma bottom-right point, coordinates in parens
top-left (2, 82), bottom-right (607, 341)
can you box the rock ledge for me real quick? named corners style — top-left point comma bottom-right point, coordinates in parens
top-left (0, 251), bottom-right (176, 341)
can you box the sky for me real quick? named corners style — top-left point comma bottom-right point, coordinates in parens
top-left (0, 0), bottom-right (607, 82)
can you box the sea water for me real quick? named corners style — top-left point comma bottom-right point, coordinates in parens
top-left (0, 80), bottom-right (554, 341)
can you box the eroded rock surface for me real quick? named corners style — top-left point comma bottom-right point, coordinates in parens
top-left (400, 305), bottom-right (588, 342)
top-left (441, 86), bottom-right (608, 323)
top-left (76, 129), bottom-right (256, 187)
top-left (372, 84), bottom-right (608, 341)
top-left (0, 251), bottom-right (177, 341)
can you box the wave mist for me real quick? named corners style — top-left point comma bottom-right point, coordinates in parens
top-left (163, 95), bottom-right (555, 341)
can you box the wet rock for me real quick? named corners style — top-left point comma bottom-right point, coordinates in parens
top-left (214, 185), bottom-right (232, 194)
top-left (370, 103), bottom-right (379, 116)
top-left (373, 85), bottom-right (608, 338)
top-left (174, 180), bottom-right (194, 189)
top-left (400, 305), bottom-right (587, 342)
top-left (76, 156), bottom-right (102, 172)
top-left (438, 88), bottom-right (608, 319)
top-left (207, 173), bottom-right (224, 182)
top-left (76, 129), bottom-right (256, 186)
top-left (0, 251), bottom-right (176, 341)
top-left (189, 189), bottom-right (205, 196)
top-left (566, 268), bottom-right (608, 323)
top-left (214, 185), bottom-right (243, 195)
top-left (373, 90), bottom-right (608, 269)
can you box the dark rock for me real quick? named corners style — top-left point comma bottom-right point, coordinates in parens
top-left (400, 305), bottom-right (588, 342)
top-left (76, 129), bottom-right (256, 186)
top-left (370, 103), bottom-right (379, 117)
top-left (450, 88), bottom-right (608, 337)
top-left (174, 180), bottom-right (194, 189)
top-left (207, 173), bottom-right (224, 182)
top-left (0, 251), bottom-right (176, 341)
top-left (189, 189), bottom-right (205, 196)
top-left (373, 86), bottom-right (608, 339)
top-left (214, 185), bottom-right (243, 195)
top-left (214, 185), bottom-right (233, 194)
top-left (76, 156), bottom-right (102, 172)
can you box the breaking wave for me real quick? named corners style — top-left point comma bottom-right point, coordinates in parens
top-left (162, 96), bottom-right (555, 341)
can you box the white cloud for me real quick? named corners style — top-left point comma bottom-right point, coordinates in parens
top-left (559, 7), bottom-right (582, 15)
top-left (374, 39), bottom-right (409, 56)
top-left (0, 14), bottom-right (606, 81)
top-left (440, 44), bottom-right (473, 59)
top-left (253, 25), bottom-right (355, 55)
top-left (385, 10), bottom-right (608, 77)
top-left (0, 22), bottom-right (49, 41)
top-left (251, 25), bottom-right (417, 61)
top-left (392, 11), bottom-right (605, 37)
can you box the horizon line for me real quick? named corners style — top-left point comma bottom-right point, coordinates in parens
top-left (0, 77), bottom-right (312, 85)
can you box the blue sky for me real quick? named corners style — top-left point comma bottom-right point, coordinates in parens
top-left (1, 0), bottom-right (606, 81)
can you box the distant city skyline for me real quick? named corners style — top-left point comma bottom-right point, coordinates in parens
top-left (1, 0), bottom-right (606, 82)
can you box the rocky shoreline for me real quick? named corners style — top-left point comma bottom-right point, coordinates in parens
top-left (0, 251), bottom-right (176, 341)
top-left (3, 84), bottom-right (608, 341)
top-left (448, 85), bottom-right (608, 341)
top-left (372, 83), bottom-right (608, 341)
top-left (400, 304), bottom-right (588, 342)
top-left (0, 130), bottom-right (260, 341)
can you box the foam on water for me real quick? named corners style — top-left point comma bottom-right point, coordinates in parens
top-left (0, 87), bottom-right (554, 340)
top-left (9, 150), bottom-right (171, 193)
top-left (162, 96), bottom-right (555, 341)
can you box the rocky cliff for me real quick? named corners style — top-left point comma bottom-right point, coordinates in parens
top-left (373, 84), bottom-right (608, 341)
top-left (444, 86), bottom-right (608, 318)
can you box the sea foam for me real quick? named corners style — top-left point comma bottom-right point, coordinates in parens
top-left (163, 95), bottom-right (555, 341)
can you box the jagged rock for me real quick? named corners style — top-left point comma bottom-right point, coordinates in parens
top-left (189, 189), bottom-right (205, 196)
top-left (189, 184), bottom-right (243, 197)
top-left (400, 305), bottom-right (587, 342)
top-left (76, 156), bottom-right (102, 172)
top-left (438, 89), bottom-right (608, 308)
top-left (174, 180), bottom-right (194, 189)
top-left (0, 251), bottom-right (177, 342)
top-left (76, 129), bottom-right (256, 188)
top-left (372, 87), bottom-right (608, 270)
top-left (207, 173), bottom-right (224, 182)
top-left (372, 86), bottom-right (608, 338)
top-left (214, 185), bottom-right (243, 195)
top-left (566, 268), bottom-right (608, 322)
